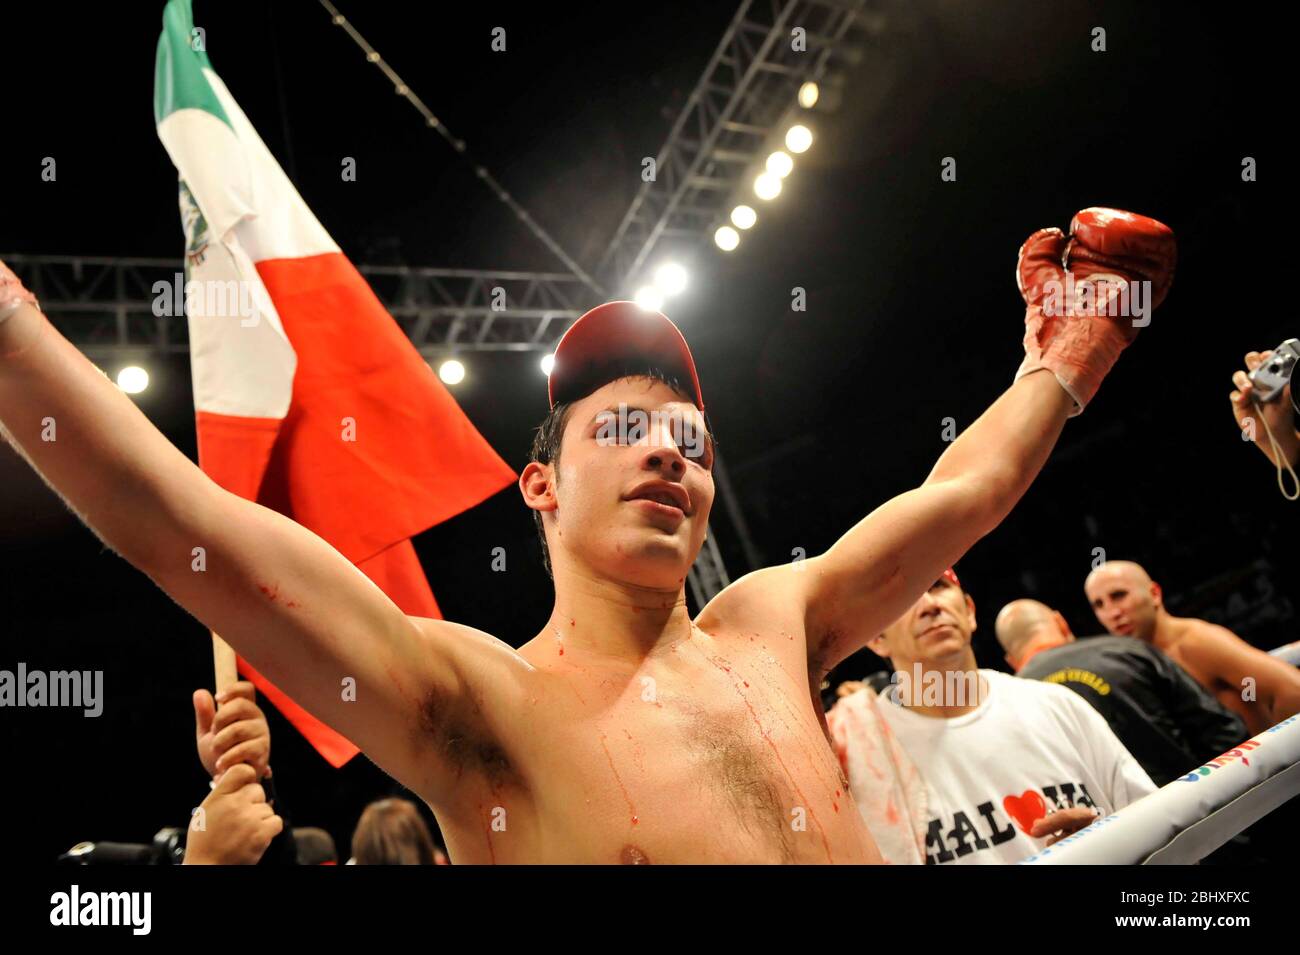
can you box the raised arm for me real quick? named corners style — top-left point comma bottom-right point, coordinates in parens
top-left (792, 209), bottom-right (1177, 674)
top-left (0, 282), bottom-right (520, 807)
top-left (802, 371), bottom-right (1071, 671)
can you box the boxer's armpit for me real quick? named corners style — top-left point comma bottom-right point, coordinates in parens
top-left (417, 684), bottom-right (521, 791)
top-left (444, 727), bottom-right (515, 787)
top-left (806, 626), bottom-right (842, 680)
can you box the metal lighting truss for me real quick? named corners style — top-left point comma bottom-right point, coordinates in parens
top-left (0, 255), bottom-right (595, 359)
top-left (595, 0), bottom-right (878, 294)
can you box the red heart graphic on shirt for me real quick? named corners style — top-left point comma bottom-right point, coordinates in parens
top-left (1002, 790), bottom-right (1048, 834)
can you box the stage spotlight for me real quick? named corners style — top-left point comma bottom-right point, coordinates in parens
top-left (439, 359), bottom-right (465, 385)
top-left (766, 150), bottom-right (794, 178)
top-left (714, 226), bottom-right (740, 251)
top-left (785, 124), bottom-right (813, 153)
top-left (634, 285), bottom-right (665, 311)
top-left (730, 205), bottom-right (757, 230)
top-left (540, 353), bottom-right (555, 376)
top-left (754, 172), bottom-right (782, 201)
top-left (654, 262), bottom-right (688, 296)
top-left (798, 81), bottom-right (819, 108)
top-left (117, 366), bottom-right (149, 394)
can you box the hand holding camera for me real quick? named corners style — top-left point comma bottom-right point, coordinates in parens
top-left (1231, 342), bottom-right (1300, 495)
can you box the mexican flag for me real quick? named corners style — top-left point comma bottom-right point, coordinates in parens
top-left (154, 0), bottom-right (516, 766)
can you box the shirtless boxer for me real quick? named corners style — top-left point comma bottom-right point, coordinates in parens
top-left (1084, 560), bottom-right (1300, 735)
top-left (0, 207), bottom-right (1174, 863)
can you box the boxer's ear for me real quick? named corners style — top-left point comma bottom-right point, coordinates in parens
top-left (867, 632), bottom-right (889, 658)
top-left (519, 461), bottom-right (557, 512)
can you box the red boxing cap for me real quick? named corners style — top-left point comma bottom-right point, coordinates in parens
top-left (547, 301), bottom-right (704, 410)
top-left (942, 568), bottom-right (961, 589)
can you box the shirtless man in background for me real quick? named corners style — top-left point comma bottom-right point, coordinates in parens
top-left (1085, 560), bottom-right (1300, 735)
top-left (0, 207), bottom-right (1174, 863)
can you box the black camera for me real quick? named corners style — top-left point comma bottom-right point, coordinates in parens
top-left (1247, 339), bottom-right (1300, 414)
top-left (58, 827), bottom-right (187, 865)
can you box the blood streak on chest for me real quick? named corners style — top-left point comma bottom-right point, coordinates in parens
top-left (623, 728), bottom-right (646, 772)
top-left (708, 653), bottom-right (835, 862)
top-left (598, 731), bottom-right (640, 827)
top-left (743, 654), bottom-right (841, 802)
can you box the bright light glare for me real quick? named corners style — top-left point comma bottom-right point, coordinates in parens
top-left (730, 205), bottom-right (757, 230)
top-left (714, 226), bottom-right (740, 251)
top-left (439, 359), bottom-right (466, 385)
top-left (765, 150), bottom-right (793, 178)
top-left (754, 172), bottom-right (782, 200)
top-left (653, 262), bottom-right (688, 296)
top-left (785, 124), bottom-right (813, 153)
top-left (634, 285), bottom-right (665, 311)
top-left (117, 366), bottom-right (149, 394)
top-left (540, 353), bottom-right (555, 376)
top-left (798, 81), bottom-right (819, 108)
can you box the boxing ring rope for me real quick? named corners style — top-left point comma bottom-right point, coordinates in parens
top-left (1022, 639), bottom-right (1300, 864)
top-left (1021, 715), bottom-right (1300, 864)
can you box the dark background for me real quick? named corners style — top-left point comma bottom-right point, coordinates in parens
top-left (0, 0), bottom-right (1289, 864)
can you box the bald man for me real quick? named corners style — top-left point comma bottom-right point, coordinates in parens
top-left (1085, 561), bottom-right (1300, 735)
top-left (996, 599), bottom-right (1246, 786)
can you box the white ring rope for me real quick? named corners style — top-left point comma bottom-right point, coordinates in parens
top-left (1021, 714), bottom-right (1300, 864)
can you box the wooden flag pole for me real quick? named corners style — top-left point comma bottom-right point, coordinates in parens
top-left (212, 632), bottom-right (239, 695)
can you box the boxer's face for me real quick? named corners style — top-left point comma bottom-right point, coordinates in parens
top-left (546, 376), bottom-right (714, 589)
top-left (1085, 568), bottom-right (1158, 640)
top-left (873, 576), bottom-right (977, 669)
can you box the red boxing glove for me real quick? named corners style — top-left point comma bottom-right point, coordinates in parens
top-left (1014, 208), bottom-right (1176, 415)
top-left (0, 257), bottom-right (39, 323)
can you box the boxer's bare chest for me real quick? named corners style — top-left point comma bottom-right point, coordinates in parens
top-left (442, 624), bottom-right (875, 864)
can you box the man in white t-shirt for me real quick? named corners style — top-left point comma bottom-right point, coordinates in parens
top-left (827, 569), bottom-right (1155, 864)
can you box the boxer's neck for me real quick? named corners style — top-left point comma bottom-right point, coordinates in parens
top-left (546, 567), bottom-right (693, 666)
top-left (1147, 608), bottom-right (1181, 649)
